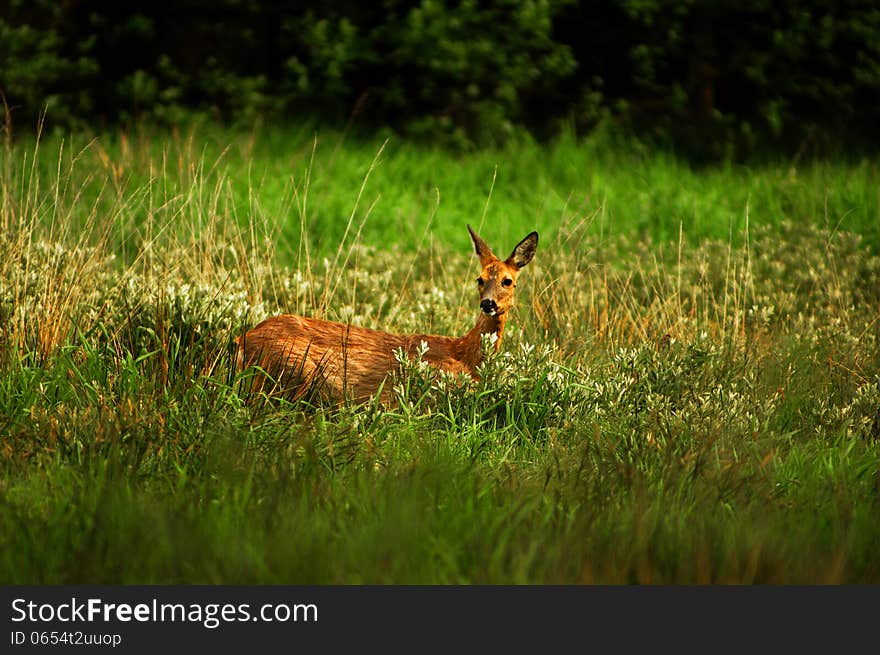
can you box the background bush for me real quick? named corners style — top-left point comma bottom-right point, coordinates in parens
top-left (2, 1), bottom-right (880, 153)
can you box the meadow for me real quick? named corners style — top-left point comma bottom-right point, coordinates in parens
top-left (1, 123), bottom-right (878, 583)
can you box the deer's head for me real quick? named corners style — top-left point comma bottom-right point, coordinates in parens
top-left (467, 225), bottom-right (538, 317)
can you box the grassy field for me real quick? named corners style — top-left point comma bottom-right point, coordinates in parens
top-left (1, 124), bottom-right (879, 583)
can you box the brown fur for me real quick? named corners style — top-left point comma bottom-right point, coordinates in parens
top-left (236, 225), bottom-right (538, 403)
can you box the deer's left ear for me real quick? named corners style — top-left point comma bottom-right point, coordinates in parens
top-left (467, 224), bottom-right (497, 266)
top-left (506, 231), bottom-right (538, 269)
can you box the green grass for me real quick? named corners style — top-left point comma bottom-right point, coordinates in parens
top-left (1, 124), bottom-right (879, 583)
top-left (7, 123), bottom-right (879, 257)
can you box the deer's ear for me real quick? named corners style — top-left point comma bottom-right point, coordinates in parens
top-left (506, 231), bottom-right (538, 269)
top-left (467, 224), bottom-right (497, 266)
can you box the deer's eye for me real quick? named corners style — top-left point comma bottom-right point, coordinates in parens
top-left (502, 278), bottom-right (513, 287)
top-left (477, 277), bottom-right (485, 286)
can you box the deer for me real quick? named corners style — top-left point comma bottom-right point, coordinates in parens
top-left (236, 225), bottom-right (538, 403)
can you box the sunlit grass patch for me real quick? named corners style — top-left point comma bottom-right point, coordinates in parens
top-left (1, 126), bottom-right (878, 583)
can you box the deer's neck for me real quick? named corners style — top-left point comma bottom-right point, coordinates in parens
top-left (459, 311), bottom-right (507, 372)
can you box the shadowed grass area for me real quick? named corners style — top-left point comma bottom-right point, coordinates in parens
top-left (1, 125), bottom-right (879, 583)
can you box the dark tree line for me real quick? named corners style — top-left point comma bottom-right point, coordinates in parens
top-left (2, 0), bottom-right (879, 154)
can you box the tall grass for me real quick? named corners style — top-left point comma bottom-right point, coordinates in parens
top-left (1, 124), bottom-right (878, 583)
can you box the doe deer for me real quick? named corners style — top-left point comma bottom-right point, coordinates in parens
top-left (236, 225), bottom-right (538, 403)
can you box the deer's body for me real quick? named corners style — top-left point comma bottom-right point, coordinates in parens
top-left (236, 226), bottom-right (537, 403)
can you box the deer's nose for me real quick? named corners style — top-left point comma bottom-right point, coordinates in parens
top-left (480, 299), bottom-right (498, 315)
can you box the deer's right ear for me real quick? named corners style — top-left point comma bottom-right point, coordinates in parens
top-left (467, 224), bottom-right (496, 266)
top-left (506, 231), bottom-right (538, 269)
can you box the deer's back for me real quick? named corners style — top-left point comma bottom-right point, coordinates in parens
top-left (236, 314), bottom-right (469, 401)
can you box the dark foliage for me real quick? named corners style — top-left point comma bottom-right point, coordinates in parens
top-left (2, 0), bottom-right (879, 153)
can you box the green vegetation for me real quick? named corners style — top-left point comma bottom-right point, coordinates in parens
top-left (1, 126), bottom-right (879, 583)
top-left (4, 1), bottom-right (880, 152)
